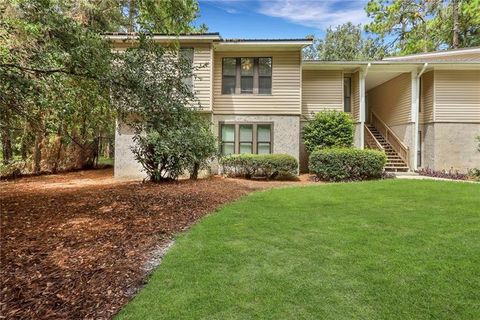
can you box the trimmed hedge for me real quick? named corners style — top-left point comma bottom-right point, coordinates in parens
top-left (302, 110), bottom-right (354, 152)
top-left (220, 154), bottom-right (298, 179)
top-left (309, 148), bottom-right (387, 182)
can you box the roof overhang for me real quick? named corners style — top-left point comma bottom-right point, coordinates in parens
top-left (302, 60), bottom-right (480, 71)
top-left (214, 39), bottom-right (312, 52)
top-left (383, 47), bottom-right (480, 61)
top-left (104, 33), bottom-right (222, 44)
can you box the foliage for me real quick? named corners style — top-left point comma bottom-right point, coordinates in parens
top-left (416, 167), bottom-right (469, 180)
top-left (468, 168), bottom-right (480, 181)
top-left (303, 23), bottom-right (386, 60)
top-left (365, 0), bottom-right (480, 55)
top-left (220, 154), bottom-right (298, 179)
top-left (0, 160), bottom-right (28, 179)
top-left (111, 37), bottom-right (215, 182)
top-left (309, 147), bottom-right (387, 182)
top-left (0, 0), bottom-right (204, 176)
top-left (302, 111), bottom-right (354, 153)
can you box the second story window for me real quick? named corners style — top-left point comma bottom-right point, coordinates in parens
top-left (180, 48), bottom-right (194, 90)
top-left (222, 57), bottom-right (272, 95)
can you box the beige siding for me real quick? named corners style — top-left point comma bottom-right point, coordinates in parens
top-left (368, 73), bottom-right (412, 126)
top-left (434, 70), bottom-right (480, 122)
top-left (420, 71), bottom-right (434, 123)
top-left (193, 44), bottom-right (212, 109)
top-left (213, 51), bottom-right (301, 114)
top-left (301, 70), bottom-right (343, 117)
top-left (352, 71), bottom-right (360, 122)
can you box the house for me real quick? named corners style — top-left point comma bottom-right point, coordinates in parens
top-left (105, 33), bottom-right (480, 179)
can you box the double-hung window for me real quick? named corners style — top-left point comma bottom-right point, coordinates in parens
top-left (222, 57), bottom-right (272, 94)
top-left (343, 76), bottom-right (352, 113)
top-left (220, 123), bottom-right (272, 155)
top-left (220, 124), bottom-right (235, 155)
top-left (180, 48), bottom-right (194, 90)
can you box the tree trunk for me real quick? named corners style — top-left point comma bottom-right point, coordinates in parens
top-left (128, 0), bottom-right (136, 32)
top-left (452, 0), bottom-right (460, 49)
top-left (190, 162), bottom-right (200, 180)
top-left (1, 129), bottom-right (13, 165)
top-left (33, 132), bottom-right (42, 174)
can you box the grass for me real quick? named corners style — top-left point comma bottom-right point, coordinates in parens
top-left (116, 180), bottom-right (480, 320)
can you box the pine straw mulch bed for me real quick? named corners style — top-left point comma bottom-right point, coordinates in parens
top-left (0, 169), bottom-right (312, 319)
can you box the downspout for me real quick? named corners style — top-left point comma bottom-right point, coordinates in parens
top-left (413, 63), bottom-right (428, 170)
top-left (360, 63), bottom-right (371, 149)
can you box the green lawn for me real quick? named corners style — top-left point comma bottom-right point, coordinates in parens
top-left (117, 180), bottom-right (480, 320)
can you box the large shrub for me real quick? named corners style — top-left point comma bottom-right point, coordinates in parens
top-left (309, 148), bottom-right (387, 182)
top-left (220, 154), bottom-right (298, 179)
top-left (303, 111), bottom-right (354, 152)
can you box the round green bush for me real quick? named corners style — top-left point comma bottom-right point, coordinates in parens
top-left (220, 154), bottom-right (298, 179)
top-left (303, 111), bottom-right (354, 153)
top-left (309, 148), bottom-right (387, 182)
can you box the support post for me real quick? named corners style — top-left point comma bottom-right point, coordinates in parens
top-left (359, 63), bottom-right (371, 149)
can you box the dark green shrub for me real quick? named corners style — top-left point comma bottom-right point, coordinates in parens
top-left (220, 154), bottom-right (298, 179)
top-left (309, 148), bottom-right (387, 182)
top-left (303, 111), bottom-right (354, 152)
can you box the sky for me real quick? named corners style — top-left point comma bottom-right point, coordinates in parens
top-left (194, 0), bottom-right (371, 39)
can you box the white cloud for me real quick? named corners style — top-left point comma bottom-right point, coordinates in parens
top-left (257, 0), bottom-right (370, 30)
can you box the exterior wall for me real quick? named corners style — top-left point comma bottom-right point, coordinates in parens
top-left (421, 123), bottom-right (480, 172)
top-left (213, 51), bottom-right (301, 114)
top-left (212, 115), bottom-right (300, 162)
top-left (193, 44), bottom-right (213, 110)
top-left (114, 122), bottom-right (147, 180)
top-left (301, 70), bottom-right (343, 118)
top-left (368, 73), bottom-right (412, 127)
top-left (419, 71), bottom-right (434, 124)
top-left (434, 70), bottom-right (480, 122)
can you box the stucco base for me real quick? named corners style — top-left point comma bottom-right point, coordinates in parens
top-left (213, 114), bottom-right (301, 173)
top-left (114, 122), bottom-right (147, 180)
top-left (421, 123), bottom-right (480, 172)
top-left (390, 122), bottom-right (415, 169)
top-left (353, 123), bottom-right (362, 149)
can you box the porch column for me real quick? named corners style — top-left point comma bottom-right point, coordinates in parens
top-left (411, 69), bottom-right (419, 170)
top-left (359, 63), bottom-right (370, 150)
top-left (359, 72), bottom-right (365, 149)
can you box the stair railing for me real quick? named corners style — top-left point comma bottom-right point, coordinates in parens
top-left (370, 111), bottom-right (410, 166)
top-left (364, 125), bottom-right (384, 151)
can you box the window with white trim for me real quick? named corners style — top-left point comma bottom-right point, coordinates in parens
top-left (220, 123), bottom-right (272, 155)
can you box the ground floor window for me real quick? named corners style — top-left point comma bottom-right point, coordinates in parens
top-left (220, 123), bottom-right (272, 155)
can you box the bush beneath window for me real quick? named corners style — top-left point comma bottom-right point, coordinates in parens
top-left (220, 154), bottom-right (298, 179)
top-left (302, 110), bottom-right (354, 153)
top-left (309, 148), bottom-right (387, 182)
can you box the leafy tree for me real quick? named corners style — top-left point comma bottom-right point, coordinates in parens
top-left (0, 0), bottom-right (205, 175)
top-left (302, 111), bottom-right (354, 153)
top-left (110, 37), bottom-right (216, 182)
top-left (303, 23), bottom-right (386, 60)
top-left (365, 0), bottom-right (480, 54)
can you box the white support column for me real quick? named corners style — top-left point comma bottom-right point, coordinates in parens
top-left (411, 69), bottom-right (419, 170)
top-left (359, 72), bottom-right (366, 149)
top-left (359, 63), bottom-right (370, 149)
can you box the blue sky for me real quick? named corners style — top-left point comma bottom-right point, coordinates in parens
top-left (195, 0), bottom-right (371, 39)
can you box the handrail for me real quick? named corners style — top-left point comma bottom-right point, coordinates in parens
top-left (364, 125), bottom-right (384, 151)
top-left (370, 111), bottom-right (410, 166)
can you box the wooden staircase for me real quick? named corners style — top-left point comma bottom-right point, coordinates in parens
top-left (365, 124), bottom-right (409, 172)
